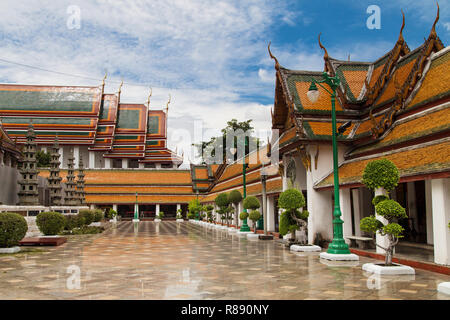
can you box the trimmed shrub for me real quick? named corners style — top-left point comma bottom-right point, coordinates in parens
top-left (228, 190), bottom-right (242, 205)
top-left (93, 209), bottom-right (104, 222)
top-left (372, 195), bottom-right (389, 206)
top-left (215, 193), bottom-right (229, 208)
top-left (297, 209), bottom-right (309, 221)
top-left (243, 196), bottom-right (260, 210)
top-left (278, 189), bottom-right (305, 210)
top-left (248, 210), bottom-right (261, 223)
top-left (78, 210), bottom-right (94, 225)
top-left (0, 212), bottom-right (28, 247)
top-left (36, 211), bottom-right (66, 235)
top-left (64, 214), bottom-right (84, 230)
top-left (360, 216), bottom-right (383, 234)
top-left (375, 199), bottom-right (407, 221)
top-left (362, 158), bottom-right (399, 191)
top-left (158, 211), bottom-right (164, 219)
top-left (239, 211), bottom-right (248, 220)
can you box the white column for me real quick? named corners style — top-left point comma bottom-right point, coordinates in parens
top-left (113, 204), bottom-right (118, 212)
top-left (425, 180), bottom-right (434, 245)
top-left (89, 151), bottom-right (96, 169)
top-left (352, 188), bottom-right (362, 236)
top-left (375, 188), bottom-right (390, 254)
top-left (105, 158), bottom-right (111, 169)
top-left (155, 163), bottom-right (161, 169)
top-left (339, 188), bottom-right (352, 244)
top-left (407, 182), bottom-right (419, 232)
top-left (122, 159), bottom-right (128, 169)
top-left (431, 178), bottom-right (450, 265)
top-left (41, 146), bottom-right (48, 153)
top-left (306, 171), bottom-right (333, 244)
top-left (176, 204), bottom-right (181, 211)
top-left (267, 196), bottom-right (274, 231)
top-left (139, 163), bottom-right (144, 169)
top-left (73, 146), bottom-right (80, 169)
top-left (155, 204), bottom-right (160, 217)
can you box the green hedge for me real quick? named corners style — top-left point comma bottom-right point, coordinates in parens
top-left (278, 189), bottom-right (305, 210)
top-left (64, 214), bottom-right (84, 230)
top-left (78, 210), bottom-right (94, 225)
top-left (0, 212), bottom-right (28, 247)
top-left (93, 209), bottom-right (104, 222)
top-left (36, 212), bottom-right (66, 236)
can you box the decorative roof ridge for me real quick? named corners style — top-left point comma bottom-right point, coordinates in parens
top-left (0, 83), bottom-right (101, 89)
top-left (279, 68), bottom-right (323, 76)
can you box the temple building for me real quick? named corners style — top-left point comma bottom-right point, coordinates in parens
top-left (268, 10), bottom-right (450, 265)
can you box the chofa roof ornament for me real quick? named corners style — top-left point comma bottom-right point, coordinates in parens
top-left (268, 42), bottom-right (280, 70)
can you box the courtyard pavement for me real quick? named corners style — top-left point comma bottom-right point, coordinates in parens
top-left (0, 221), bottom-right (449, 300)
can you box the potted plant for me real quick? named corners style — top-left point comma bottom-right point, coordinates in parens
top-left (205, 205), bottom-right (214, 225)
top-left (0, 212), bottom-right (28, 253)
top-left (155, 211), bottom-right (164, 222)
top-left (109, 209), bottom-right (118, 223)
top-left (360, 158), bottom-right (414, 275)
top-left (176, 209), bottom-right (184, 222)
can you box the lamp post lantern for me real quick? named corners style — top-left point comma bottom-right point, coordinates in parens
top-left (307, 72), bottom-right (350, 255)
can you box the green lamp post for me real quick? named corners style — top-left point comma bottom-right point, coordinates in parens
top-left (133, 191), bottom-right (139, 222)
top-left (240, 136), bottom-right (251, 232)
top-left (307, 72), bottom-right (350, 254)
top-left (195, 189), bottom-right (200, 221)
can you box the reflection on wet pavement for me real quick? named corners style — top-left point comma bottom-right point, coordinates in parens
top-left (0, 221), bottom-right (449, 300)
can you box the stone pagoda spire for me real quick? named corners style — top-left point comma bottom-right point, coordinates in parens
top-left (47, 136), bottom-right (62, 206)
top-left (64, 149), bottom-right (78, 206)
top-left (76, 155), bottom-right (86, 205)
top-left (18, 121), bottom-right (39, 205)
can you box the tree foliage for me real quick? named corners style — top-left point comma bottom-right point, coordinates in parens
top-left (362, 159), bottom-right (400, 191)
top-left (243, 196), bottom-right (260, 210)
top-left (277, 189), bottom-right (308, 243)
top-left (192, 119), bottom-right (260, 163)
top-left (229, 190), bottom-right (242, 205)
top-left (278, 189), bottom-right (305, 210)
top-left (36, 150), bottom-right (51, 168)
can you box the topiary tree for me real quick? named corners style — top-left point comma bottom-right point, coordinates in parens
top-left (78, 209), bottom-right (94, 225)
top-left (239, 211), bottom-right (248, 221)
top-left (215, 193), bottom-right (230, 226)
top-left (0, 212), bottom-right (28, 247)
top-left (36, 211), bottom-right (66, 235)
top-left (360, 199), bottom-right (407, 265)
top-left (361, 159), bottom-right (404, 265)
top-left (205, 205), bottom-right (214, 223)
top-left (248, 210), bottom-right (261, 234)
top-left (229, 190), bottom-right (242, 226)
top-left (157, 211), bottom-right (164, 219)
top-left (243, 196), bottom-right (260, 231)
top-left (278, 188), bottom-right (308, 244)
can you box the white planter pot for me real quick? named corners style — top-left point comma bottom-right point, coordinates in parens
top-left (320, 252), bottom-right (359, 261)
top-left (290, 245), bottom-right (322, 252)
top-left (90, 222), bottom-right (101, 227)
top-left (154, 219), bottom-right (161, 222)
top-left (362, 262), bottom-right (415, 275)
top-left (246, 233), bottom-right (260, 240)
top-left (176, 219), bottom-right (184, 222)
top-left (0, 246), bottom-right (20, 254)
top-left (437, 282), bottom-right (450, 295)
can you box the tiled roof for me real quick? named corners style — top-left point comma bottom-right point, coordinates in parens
top-left (407, 48), bottom-right (450, 110)
top-left (315, 139), bottom-right (450, 189)
top-left (0, 84), bottom-right (102, 144)
top-left (39, 169), bottom-right (193, 185)
top-left (87, 194), bottom-right (197, 204)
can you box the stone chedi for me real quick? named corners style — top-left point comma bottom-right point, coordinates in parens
top-left (64, 150), bottom-right (78, 206)
top-left (47, 136), bottom-right (62, 206)
top-left (76, 156), bottom-right (86, 205)
top-left (17, 122), bottom-right (39, 205)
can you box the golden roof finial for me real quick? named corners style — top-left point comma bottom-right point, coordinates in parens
top-left (397, 10), bottom-right (406, 43)
top-left (165, 94), bottom-right (171, 113)
top-left (102, 71), bottom-right (107, 87)
top-left (268, 42), bottom-right (280, 70)
top-left (146, 87), bottom-right (153, 108)
top-left (430, 2), bottom-right (440, 38)
top-left (118, 80), bottom-right (123, 94)
top-left (318, 33), bottom-right (329, 60)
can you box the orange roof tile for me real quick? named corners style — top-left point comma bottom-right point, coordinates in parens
top-left (316, 140), bottom-right (450, 189)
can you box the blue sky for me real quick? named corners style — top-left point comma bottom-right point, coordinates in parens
top-left (0, 0), bottom-right (448, 165)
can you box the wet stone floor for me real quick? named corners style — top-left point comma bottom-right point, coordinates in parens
top-left (0, 221), bottom-right (449, 300)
